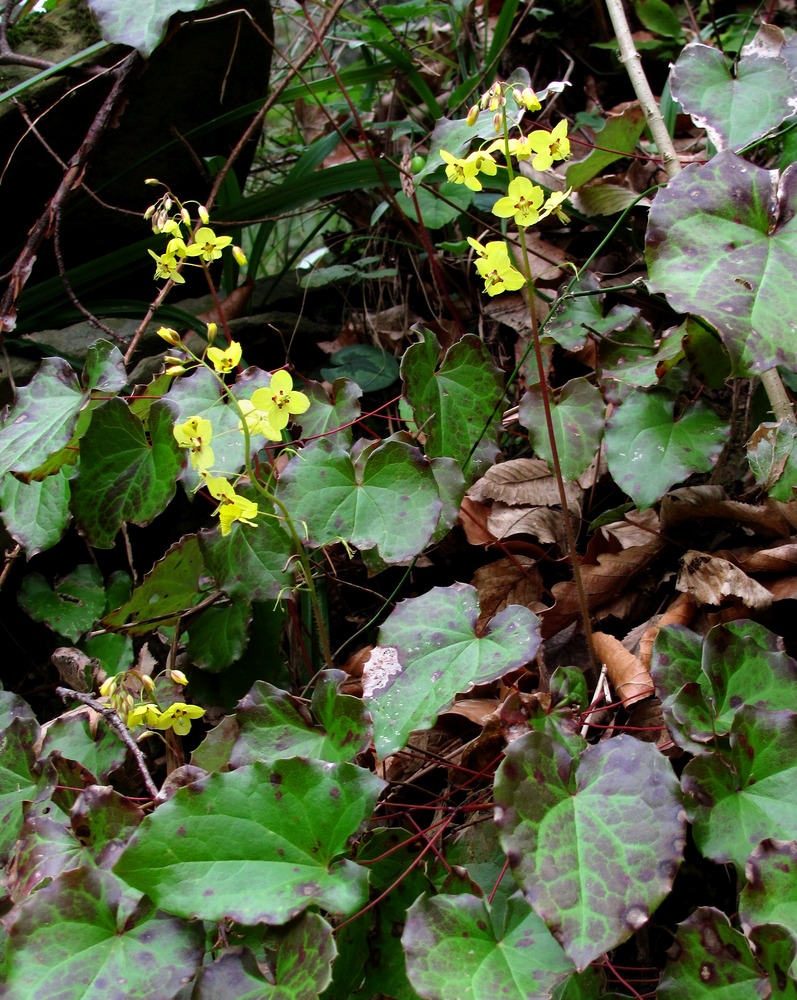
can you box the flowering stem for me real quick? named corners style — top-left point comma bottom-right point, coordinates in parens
top-left (497, 103), bottom-right (599, 669)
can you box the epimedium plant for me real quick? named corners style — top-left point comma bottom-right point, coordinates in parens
top-left (2, 8), bottom-right (797, 999)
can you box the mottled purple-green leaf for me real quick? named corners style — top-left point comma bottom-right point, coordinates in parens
top-left (369, 583), bottom-right (541, 756)
top-left (295, 377), bottom-right (362, 445)
top-left (41, 709), bottom-right (127, 782)
top-left (6, 806), bottom-right (86, 901)
top-left (543, 275), bottom-right (640, 353)
top-left (0, 468), bottom-right (71, 556)
top-left (747, 420), bottom-right (797, 499)
top-left (229, 674), bottom-right (369, 768)
top-left (519, 377), bottom-right (604, 480)
top-left (646, 151), bottom-right (797, 375)
top-left (1, 866), bottom-right (204, 998)
top-left (682, 708), bottom-right (797, 871)
top-left (70, 399), bottom-right (182, 548)
top-left (87, 0), bottom-right (208, 56)
top-left (741, 840), bottom-right (797, 955)
top-left (494, 732), bottom-right (685, 970)
top-left (18, 564), bottom-right (105, 641)
top-left (103, 534), bottom-right (204, 635)
top-left (652, 622), bottom-right (797, 753)
top-left (0, 359), bottom-right (84, 477)
top-left (604, 391), bottom-right (728, 509)
top-left (83, 340), bottom-right (127, 393)
top-left (276, 436), bottom-right (441, 563)
top-left (69, 786), bottom-right (144, 868)
top-left (199, 509), bottom-right (294, 601)
top-left (186, 599), bottom-right (252, 672)
top-left (747, 923), bottom-right (797, 997)
top-left (670, 32), bottom-right (797, 152)
top-left (403, 892), bottom-right (575, 999)
top-left (401, 327), bottom-right (503, 477)
top-left (658, 907), bottom-right (766, 999)
top-left (193, 912), bottom-right (336, 1000)
top-left (114, 759), bottom-right (384, 924)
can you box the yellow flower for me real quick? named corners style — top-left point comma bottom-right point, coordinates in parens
top-left (465, 149), bottom-right (497, 178)
top-left (199, 471), bottom-right (236, 502)
top-left (473, 242), bottom-right (526, 297)
top-left (238, 399), bottom-right (281, 441)
top-left (184, 226), bottom-right (233, 263)
top-left (148, 238), bottom-right (187, 283)
top-left (439, 149), bottom-right (483, 191)
top-left (206, 340), bottom-right (242, 374)
top-left (540, 189), bottom-right (572, 224)
top-left (526, 120), bottom-right (571, 171)
top-left (217, 492), bottom-right (259, 535)
top-left (127, 703), bottom-right (163, 729)
top-left (251, 370), bottom-right (310, 431)
top-left (152, 702), bottom-right (205, 736)
top-left (173, 415), bottom-right (214, 470)
top-left (492, 176), bottom-right (544, 227)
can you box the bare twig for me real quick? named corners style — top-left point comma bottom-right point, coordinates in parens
top-left (55, 686), bottom-right (159, 799)
top-left (0, 543), bottom-right (22, 592)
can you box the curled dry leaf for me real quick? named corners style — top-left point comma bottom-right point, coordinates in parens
top-left (458, 496), bottom-right (497, 546)
top-left (591, 631), bottom-right (653, 708)
top-left (466, 458), bottom-right (582, 549)
top-left (676, 550), bottom-right (773, 610)
top-left (638, 592), bottom-right (697, 669)
top-left (660, 485), bottom-right (796, 538)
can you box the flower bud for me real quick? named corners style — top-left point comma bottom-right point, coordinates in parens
top-left (493, 111), bottom-right (503, 133)
top-left (521, 87), bottom-right (541, 111)
top-left (144, 177), bottom-right (161, 186)
top-left (140, 674), bottom-right (155, 691)
top-left (157, 326), bottom-right (181, 347)
top-left (512, 87), bottom-right (523, 106)
top-left (164, 364), bottom-right (188, 376)
top-left (206, 322), bottom-right (217, 344)
top-left (143, 204), bottom-right (156, 221)
top-left (466, 104), bottom-right (479, 126)
top-left (232, 245), bottom-right (247, 266)
top-left (198, 204), bottom-right (210, 224)
top-left (100, 676), bottom-right (117, 697)
top-left (164, 196), bottom-right (172, 212)
top-left (180, 207), bottom-right (191, 226)
top-left (170, 669), bottom-right (189, 686)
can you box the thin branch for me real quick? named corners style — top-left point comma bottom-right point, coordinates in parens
top-left (55, 687), bottom-right (159, 799)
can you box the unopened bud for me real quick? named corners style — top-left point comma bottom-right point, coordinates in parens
top-left (143, 204), bottom-right (156, 221)
top-left (493, 111), bottom-right (503, 133)
top-left (198, 204), bottom-right (210, 224)
top-left (100, 676), bottom-right (117, 697)
top-left (140, 674), bottom-right (155, 691)
top-left (206, 322), bottom-right (217, 344)
top-left (164, 364), bottom-right (188, 376)
top-left (170, 669), bottom-right (189, 686)
top-left (164, 196), bottom-right (172, 212)
top-left (180, 207), bottom-right (191, 226)
top-left (232, 245), bottom-right (247, 266)
top-left (512, 87), bottom-right (523, 106)
top-left (521, 87), bottom-right (541, 111)
top-left (156, 326), bottom-right (181, 347)
top-left (144, 177), bottom-right (161, 186)
top-left (466, 104), bottom-right (479, 126)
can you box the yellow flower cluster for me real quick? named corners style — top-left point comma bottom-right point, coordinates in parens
top-left (170, 356), bottom-right (311, 536)
top-left (127, 701), bottom-right (205, 736)
top-left (439, 80), bottom-right (573, 298)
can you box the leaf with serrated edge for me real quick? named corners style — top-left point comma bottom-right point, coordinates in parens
top-left (494, 731), bottom-right (684, 970)
top-left (0, 469), bottom-right (71, 556)
top-left (605, 391), bottom-right (728, 509)
top-left (2, 866), bottom-right (203, 996)
top-left (114, 759), bottom-right (385, 924)
top-left (368, 583), bottom-right (541, 757)
top-left (647, 151), bottom-right (797, 376)
top-left (276, 436), bottom-right (441, 563)
top-left (519, 378), bottom-right (605, 481)
top-left (403, 892), bottom-right (575, 1000)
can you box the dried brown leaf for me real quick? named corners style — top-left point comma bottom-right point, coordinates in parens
top-left (472, 556), bottom-right (543, 630)
top-left (676, 550), bottom-right (772, 610)
top-left (487, 502), bottom-right (565, 545)
top-left (661, 486), bottom-right (794, 538)
top-left (591, 632), bottom-right (653, 708)
top-left (468, 458), bottom-right (582, 511)
top-left (638, 592), bottom-right (697, 668)
top-left (541, 537), bottom-right (666, 638)
top-left (458, 496), bottom-right (497, 546)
